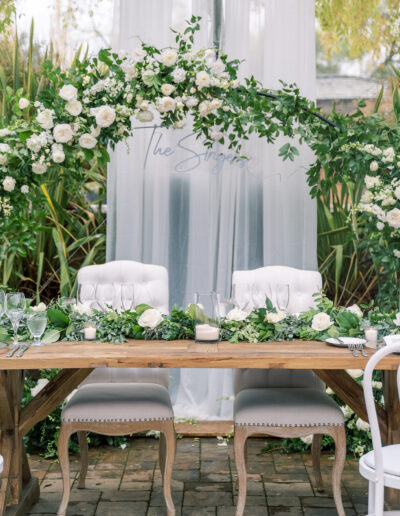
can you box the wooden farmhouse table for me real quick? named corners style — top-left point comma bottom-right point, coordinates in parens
top-left (0, 338), bottom-right (400, 515)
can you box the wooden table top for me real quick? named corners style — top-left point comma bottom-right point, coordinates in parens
top-left (0, 339), bottom-right (399, 370)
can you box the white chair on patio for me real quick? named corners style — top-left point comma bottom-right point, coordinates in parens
top-left (231, 266), bottom-right (346, 516)
top-left (359, 342), bottom-right (400, 516)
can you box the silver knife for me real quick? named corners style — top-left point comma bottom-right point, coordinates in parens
top-left (6, 344), bottom-right (20, 358)
top-left (16, 344), bottom-right (29, 357)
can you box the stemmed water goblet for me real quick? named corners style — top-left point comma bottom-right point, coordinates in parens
top-left (6, 292), bottom-right (26, 348)
top-left (27, 311), bottom-right (47, 347)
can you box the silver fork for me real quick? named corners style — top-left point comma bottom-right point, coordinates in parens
top-left (355, 342), bottom-right (368, 358)
top-left (348, 343), bottom-right (359, 357)
top-left (6, 343), bottom-right (20, 358)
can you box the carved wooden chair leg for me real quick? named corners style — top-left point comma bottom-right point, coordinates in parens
top-left (161, 422), bottom-right (176, 516)
top-left (234, 425), bottom-right (249, 516)
top-left (235, 435), bottom-right (248, 490)
top-left (312, 433), bottom-right (324, 492)
top-left (57, 425), bottom-right (73, 516)
top-left (77, 431), bottom-right (88, 489)
top-left (330, 426), bottom-right (346, 516)
top-left (159, 430), bottom-right (166, 482)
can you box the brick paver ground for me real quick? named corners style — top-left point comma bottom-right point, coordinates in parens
top-left (27, 437), bottom-right (372, 515)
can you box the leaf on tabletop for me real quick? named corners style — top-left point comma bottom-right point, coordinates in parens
top-left (41, 329), bottom-right (60, 344)
top-left (47, 308), bottom-right (69, 328)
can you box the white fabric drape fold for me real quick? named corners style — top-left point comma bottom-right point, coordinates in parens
top-left (108, 0), bottom-right (317, 420)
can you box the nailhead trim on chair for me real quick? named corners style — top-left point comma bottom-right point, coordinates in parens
top-left (62, 416), bottom-right (174, 422)
top-left (236, 422), bottom-right (344, 427)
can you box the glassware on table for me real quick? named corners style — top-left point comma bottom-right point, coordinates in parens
top-left (276, 283), bottom-right (290, 312)
top-left (251, 282), bottom-right (273, 309)
top-left (95, 283), bottom-right (116, 311)
top-left (6, 292), bottom-right (26, 346)
top-left (194, 292), bottom-right (221, 344)
top-left (27, 312), bottom-right (47, 347)
top-left (120, 283), bottom-right (135, 311)
top-left (60, 296), bottom-right (76, 309)
top-left (77, 283), bottom-right (96, 309)
top-left (231, 284), bottom-right (250, 312)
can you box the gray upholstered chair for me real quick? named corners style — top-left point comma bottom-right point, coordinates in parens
top-left (57, 382), bottom-right (176, 516)
top-left (231, 266), bottom-right (346, 515)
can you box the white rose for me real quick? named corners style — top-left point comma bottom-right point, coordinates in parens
top-left (395, 186), bottom-right (400, 200)
top-left (226, 308), bottom-right (248, 322)
top-left (199, 100), bottom-right (211, 116)
top-left (204, 48), bottom-right (215, 61)
top-left (30, 378), bottom-right (49, 397)
top-left (231, 79), bottom-right (240, 88)
top-left (21, 185), bottom-right (29, 194)
top-left (65, 100), bottom-right (82, 116)
top-left (3, 176), bottom-right (15, 192)
top-left (95, 105), bottom-right (116, 128)
top-left (387, 208), bottom-right (400, 228)
top-left (369, 160), bottom-right (378, 172)
top-left (90, 126), bottom-right (101, 137)
top-left (266, 310), bottom-right (287, 324)
top-left (300, 435), bottom-right (313, 446)
top-left (136, 110), bottom-right (154, 122)
top-left (138, 308), bottom-right (163, 329)
top-left (157, 96), bottom-right (176, 113)
top-left (132, 46), bottom-right (146, 62)
top-left (53, 124), bottom-right (73, 143)
top-left (19, 97), bottom-right (29, 109)
top-left (372, 381), bottom-right (383, 390)
top-left (210, 129), bottom-right (223, 141)
top-left (394, 250), bottom-right (400, 259)
top-left (27, 134), bottom-right (44, 152)
top-left (340, 405), bottom-right (353, 419)
top-left (377, 221), bottom-right (384, 230)
top-left (347, 369), bottom-right (363, 379)
top-left (159, 48), bottom-right (178, 67)
top-left (311, 312), bottom-right (333, 331)
top-left (36, 109), bottom-right (54, 130)
top-left (31, 302), bottom-right (47, 312)
top-left (161, 83), bottom-right (175, 96)
top-left (139, 100), bottom-right (150, 110)
top-left (356, 418), bottom-right (370, 432)
top-left (394, 312), bottom-right (400, 326)
top-left (120, 60), bottom-right (138, 80)
top-left (0, 154), bottom-right (7, 165)
top-left (59, 84), bottom-right (78, 101)
top-left (185, 97), bottom-right (199, 108)
top-left (72, 302), bottom-right (93, 316)
top-left (52, 149), bottom-right (65, 163)
top-left (346, 304), bottom-right (363, 317)
top-left (210, 98), bottom-right (222, 110)
top-left (365, 175), bottom-right (380, 189)
top-left (171, 67), bottom-right (186, 83)
top-left (79, 133), bottom-right (97, 149)
top-left (211, 60), bottom-right (225, 75)
top-left (195, 71), bottom-right (210, 88)
top-left (0, 143), bottom-right (10, 153)
top-left (32, 162), bottom-right (47, 175)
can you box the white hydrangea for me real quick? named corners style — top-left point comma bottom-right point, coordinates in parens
top-left (18, 97), bottom-right (30, 109)
top-left (79, 133), bottom-right (97, 149)
top-left (311, 312), bottom-right (333, 331)
top-left (59, 84), bottom-right (78, 102)
top-left (382, 146), bottom-right (395, 163)
top-left (161, 83), bottom-right (175, 96)
top-left (171, 67), bottom-right (186, 83)
top-left (53, 124), bottom-right (73, 143)
top-left (32, 162), bottom-right (47, 175)
top-left (195, 70), bottom-right (210, 88)
top-left (386, 208), bottom-right (400, 228)
top-left (2, 176), bottom-right (16, 192)
top-left (65, 100), bottom-right (82, 116)
top-left (27, 133), bottom-right (48, 152)
top-left (159, 48), bottom-right (178, 67)
top-left (120, 60), bottom-right (138, 80)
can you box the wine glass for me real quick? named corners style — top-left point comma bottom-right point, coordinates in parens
top-left (95, 283), bottom-right (116, 311)
top-left (231, 284), bottom-right (250, 312)
top-left (77, 283), bottom-right (96, 309)
top-left (60, 296), bottom-right (76, 309)
top-left (120, 283), bottom-right (135, 311)
top-left (276, 283), bottom-right (289, 312)
top-left (27, 312), bottom-right (47, 347)
top-left (251, 282), bottom-right (273, 309)
top-left (6, 292), bottom-right (26, 346)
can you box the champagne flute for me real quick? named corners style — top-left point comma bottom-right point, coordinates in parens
top-left (276, 283), bottom-right (289, 312)
top-left (27, 312), bottom-right (47, 347)
top-left (77, 283), bottom-right (96, 309)
top-left (6, 292), bottom-right (26, 346)
top-left (120, 283), bottom-right (135, 311)
top-left (95, 283), bottom-right (116, 311)
top-left (251, 283), bottom-right (273, 309)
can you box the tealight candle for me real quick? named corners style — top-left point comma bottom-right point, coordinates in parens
top-left (84, 324), bottom-right (96, 340)
top-left (195, 323), bottom-right (220, 342)
top-left (365, 327), bottom-right (378, 349)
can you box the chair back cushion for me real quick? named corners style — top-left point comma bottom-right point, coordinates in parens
top-left (232, 266), bottom-right (324, 393)
top-left (77, 260), bottom-right (169, 314)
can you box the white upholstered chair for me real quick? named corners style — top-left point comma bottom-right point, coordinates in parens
top-left (359, 342), bottom-right (400, 516)
top-left (232, 266), bottom-right (346, 515)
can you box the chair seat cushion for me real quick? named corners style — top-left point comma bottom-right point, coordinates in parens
top-left (234, 388), bottom-right (344, 427)
top-left (62, 383), bottom-right (173, 423)
top-left (362, 445), bottom-right (400, 477)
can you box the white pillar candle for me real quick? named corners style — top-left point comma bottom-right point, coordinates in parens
top-left (365, 327), bottom-right (378, 349)
top-left (195, 323), bottom-right (219, 341)
top-left (84, 325), bottom-right (97, 340)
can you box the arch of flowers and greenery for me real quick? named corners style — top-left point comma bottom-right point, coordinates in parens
top-left (0, 16), bottom-right (400, 306)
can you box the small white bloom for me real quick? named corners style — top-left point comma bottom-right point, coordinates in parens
top-left (210, 129), bottom-right (223, 141)
top-left (210, 98), bottom-right (222, 110)
top-left (139, 100), bottom-right (150, 110)
top-left (0, 128), bottom-right (12, 137)
top-left (65, 100), bottom-right (82, 116)
top-left (95, 105), bottom-right (116, 128)
top-left (395, 186), bottom-right (400, 200)
top-left (199, 100), bottom-right (211, 116)
top-left (266, 310), bottom-right (287, 324)
top-left (72, 302), bottom-right (93, 316)
top-left (340, 405), bottom-right (353, 419)
top-left (32, 162), bottom-right (47, 175)
top-left (204, 48), bottom-right (215, 61)
top-left (19, 97), bottom-right (30, 109)
top-left (30, 378), bottom-right (49, 397)
top-left (185, 96), bottom-right (199, 108)
top-left (0, 143), bottom-right (10, 153)
top-left (136, 110), bottom-right (154, 122)
top-left (79, 133), bottom-right (97, 149)
top-left (31, 302), bottom-right (47, 312)
top-left (365, 175), bottom-right (380, 189)
top-left (311, 312), bottom-right (333, 332)
top-left (59, 84), bottom-right (78, 102)
top-left (377, 221), bottom-right (384, 230)
top-left (226, 308), bottom-right (248, 322)
top-left (171, 67), bottom-right (186, 83)
top-left (300, 435), bottom-right (313, 446)
top-left (346, 304), bottom-right (363, 318)
top-left (132, 46), bottom-right (146, 62)
top-left (51, 143), bottom-right (65, 163)
top-left (195, 70), bottom-right (211, 88)
top-left (394, 312), bottom-right (400, 326)
top-left (161, 83), bottom-right (175, 96)
top-left (0, 154), bottom-right (7, 165)
top-left (53, 124), bottom-right (73, 143)
top-left (211, 60), bottom-right (225, 76)
top-left (120, 60), bottom-right (138, 80)
top-left (21, 185), bottom-right (29, 194)
top-left (2, 176), bottom-right (15, 192)
top-left (369, 160), bottom-right (379, 172)
top-left (356, 418), bottom-right (370, 432)
top-left (387, 208), bottom-right (400, 228)
top-left (159, 48), bottom-right (178, 67)
top-left (36, 109), bottom-right (54, 130)
top-left (82, 76), bottom-right (90, 86)
top-left (138, 308), bottom-right (163, 329)
top-left (157, 96), bottom-right (176, 113)
top-left (231, 79), bottom-right (240, 88)
top-left (326, 387), bottom-right (334, 395)
top-left (372, 381), bottom-right (383, 390)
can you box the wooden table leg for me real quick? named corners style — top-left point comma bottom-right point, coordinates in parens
top-left (384, 370), bottom-right (400, 507)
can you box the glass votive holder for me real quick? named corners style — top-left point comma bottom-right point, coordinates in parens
top-left (194, 292), bottom-right (220, 345)
top-left (365, 326), bottom-right (378, 349)
top-left (84, 321), bottom-right (97, 341)
top-left (60, 296), bottom-right (76, 309)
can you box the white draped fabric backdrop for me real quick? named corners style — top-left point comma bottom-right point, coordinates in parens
top-left (108, 0), bottom-right (317, 420)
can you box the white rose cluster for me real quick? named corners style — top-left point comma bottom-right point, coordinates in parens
top-left (311, 312), bottom-right (333, 332)
top-left (346, 304), bottom-right (363, 318)
top-left (138, 308), bottom-right (163, 329)
top-left (2, 176), bottom-right (16, 192)
top-left (225, 308), bottom-right (248, 322)
top-left (265, 310), bottom-right (286, 324)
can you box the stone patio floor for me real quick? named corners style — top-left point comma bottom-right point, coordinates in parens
top-left (27, 436), bottom-right (372, 515)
